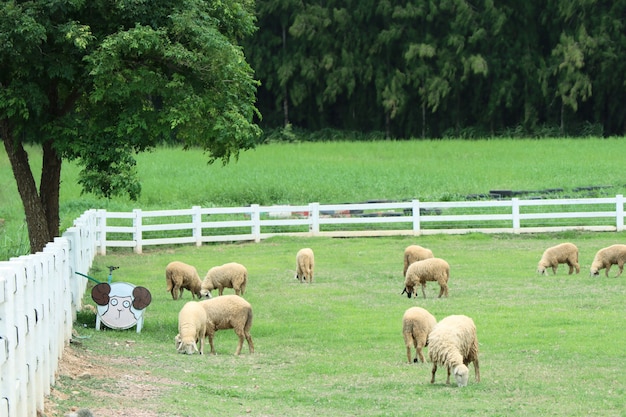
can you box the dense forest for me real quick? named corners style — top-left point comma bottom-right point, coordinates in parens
top-left (243, 1), bottom-right (626, 138)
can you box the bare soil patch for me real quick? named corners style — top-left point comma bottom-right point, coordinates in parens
top-left (43, 341), bottom-right (180, 417)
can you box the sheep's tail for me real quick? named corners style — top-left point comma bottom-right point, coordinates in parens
top-left (244, 306), bottom-right (254, 333)
top-left (165, 271), bottom-right (173, 292)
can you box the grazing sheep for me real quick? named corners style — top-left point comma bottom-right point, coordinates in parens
top-left (201, 262), bottom-right (248, 297)
top-left (295, 248), bottom-right (315, 283)
top-left (402, 257), bottom-right (450, 299)
top-left (165, 261), bottom-right (204, 300)
top-left (198, 295), bottom-right (254, 355)
top-left (403, 245), bottom-right (434, 277)
top-left (402, 307), bottom-right (437, 364)
top-left (590, 244), bottom-right (626, 277)
top-left (175, 301), bottom-right (207, 355)
top-left (428, 315), bottom-right (480, 387)
top-left (537, 242), bottom-right (580, 275)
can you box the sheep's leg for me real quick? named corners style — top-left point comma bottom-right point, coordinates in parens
top-left (172, 285), bottom-right (180, 300)
top-left (430, 363), bottom-right (437, 384)
top-left (207, 332), bottom-right (216, 355)
top-left (417, 346), bottom-right (425, 363)
top-left (218, 287), bottom-right (224, 296)
top-left (605, 264), bottom-right (612, 277)
top-left (245, 332), bottom-right (254, 353)
top-left (198, 336), bottom-right (205, 355)
top-left (421, 283), bottom-right (427, 299)
top-left (406, 346), bottom-right (413, 363)
top-left (551, 265), bottom-right (558, 274)
top-left (445, 366), bottom-right (451, 385)
top-left (473, 359), bottom-right (480, 382)
top-left (234, 330), bottom-right (244, 355)
top-left (179, 288), bottom-right (185, 298)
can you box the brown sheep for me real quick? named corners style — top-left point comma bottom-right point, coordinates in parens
top-left (537, 242), bottom-right (580, 275)
top-left (402, 258), bottom-right (450, 299)
top-left (403, 245), bottom-right (434, 277)
top-left (590, 244), bottom-right (626, 277)
top-left (295, 248), bottom-right (315, 283)
top-left (198, 295), bottom-right (254, 355)
top-left (402, 307), bottom-right (437, 364)
top-left (201, 262), bottom-right (248, 297)
top-left (165, 261), bottom-right (204, 300)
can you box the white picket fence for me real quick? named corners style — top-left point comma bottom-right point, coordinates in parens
top-left (0, 211), bottom-right (98, 417)
top-left (1, 195), bottom-right (625, 416)
top-left (96, 196), bottom-right (625, 254)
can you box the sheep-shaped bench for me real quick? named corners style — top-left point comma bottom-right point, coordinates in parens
top-left (402, 306), bottom-right (436, 364)
top-left (198, 295), bottom-right (254, 355)
top-left (165, 261), bottom-right (204, 300)
top-left (537, 242), bottom-right (580, 275)
top-left (175, 301), bottom-right (207, 355)
top-left (590, 244), bottom-right (626, 277)
top-left (428, 314), bottom-right (480, 387)
top-left (200, 262), bottom-right (248, 297)
top-left (295, 248), bottom-right (315, 283)
top-left (402, 257), bottom-right (450, 299)
top-left (403, 245), bottom-right (434, 277)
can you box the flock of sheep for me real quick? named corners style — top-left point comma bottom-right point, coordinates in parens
top-left (164, 240), bottom-right (626, 388)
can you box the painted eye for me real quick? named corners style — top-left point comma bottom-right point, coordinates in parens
top-left (123, 300), bottom-right (131, 308)
top-left (110, 299), bottom-right (118, 306)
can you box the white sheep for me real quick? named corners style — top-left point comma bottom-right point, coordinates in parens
top-left (536, 242), bottom-right (580, 275)
top-left (175, 301), bottom-right (207, 355)
top-left (402, 307), bottom-right (437, 364)
top-left (428, 314), bottom-right (480, 387)
top-left (403, 245), bottom-right (434, 277)
top-left (198, 295), bottom-right (254, 355)
top-left (295, 248), bottom-right (315, 283)
top-left (590, 244), bottom-right (626, 277)
top-left (165, 261), bottom-right (204, 300)
top-left (201, 262), bottom-right (248, 297)
top-left (402, 257), bottom-right (449, 299)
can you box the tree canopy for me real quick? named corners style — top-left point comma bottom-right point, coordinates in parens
top-left (1, 0), bottom-right (262, 253)
top-left (246, 0), bottom-right (626, 138)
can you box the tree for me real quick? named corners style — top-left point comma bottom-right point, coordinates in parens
top-left (0, 0), bottom-right (262, 253)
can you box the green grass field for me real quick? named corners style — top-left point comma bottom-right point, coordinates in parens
top-left (2, 138), bottom-right (626, 415)
top-left (62, 231), bottom-right (626, 416)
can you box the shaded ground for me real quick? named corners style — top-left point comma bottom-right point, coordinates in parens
top-left (43, 340), bottom-right (180, 417)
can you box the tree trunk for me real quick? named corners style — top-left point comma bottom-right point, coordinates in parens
top-left (41, 139), bottom-right (62, 241)
top-left (2, 122), bottom-right (52, 253)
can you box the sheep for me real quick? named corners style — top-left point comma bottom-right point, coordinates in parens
top-left (402, 307), bottom-right (437, 364)
top-left (165, 261), bottom-right (204, 300)
top-left (403, 245), bottom-right (434, 277)
top-left (198, 295), bottom-right (254, 355)
top-left (590, 244), bottom-right (626, 277)
top-left (295, 248), bottom-right (315, 283)
top-left (537, 242), bottom-right (580, 275)
top-left (175, 301), bottom-right (207, 355)
top-left (401, 257), bottom-right (449, 299)
top-left (200, 262), bottom-right (248, 297)
top-left (428, 314), bottom-right (480, 387)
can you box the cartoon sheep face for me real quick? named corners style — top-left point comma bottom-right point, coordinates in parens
top-left (91, 282), bottom-right (152, 330)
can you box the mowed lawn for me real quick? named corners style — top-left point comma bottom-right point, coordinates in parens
top-left (57, 231), bottom-right (626, 416)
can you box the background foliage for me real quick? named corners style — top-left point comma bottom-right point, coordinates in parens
top-left (246, 0), bottom-right (626, 138)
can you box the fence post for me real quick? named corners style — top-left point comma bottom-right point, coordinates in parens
top-left (133, 209), bottom-right (143, 254)
top-left (309, 203), bottom-right (320, 235)
top-left (616, 195), bottom-right (624, 232)
top-left (192, 206), bottom-right (202, 247)
top-left (411, 200), bottom-right (421, 234)
top-left (251, 204), bottom-right (261, 242)
top-left (512, 198), bottom-right (520, 232)
top-left (97, 209), bottom-right (107, 256)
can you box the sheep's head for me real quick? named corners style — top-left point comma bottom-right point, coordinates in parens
top-left (199, 289), bottom-right (213, 299)
top-left (453, 364), bottom-right (470, 387)
top-left (536, 265), bottom-right (547, 275)
top-left (401, 286), bottom-right (414, 299)
top-left (175, 335), bottom-right (200, 354)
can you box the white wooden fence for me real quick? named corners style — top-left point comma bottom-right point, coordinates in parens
top-left (2, 195), bottom-right (625, 416)
top-left (0, 211), bottom-right (97, 417)
top-left (96, 196), bottom-right (626, 254)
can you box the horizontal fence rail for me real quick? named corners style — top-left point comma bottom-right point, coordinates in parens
top-left (96, 196), bottom-right (626, 254)
top-left (0, 210), bottom-right (97, 417)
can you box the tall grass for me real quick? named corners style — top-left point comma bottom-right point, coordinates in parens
top-left (2, 137), bottom-right (626, 255)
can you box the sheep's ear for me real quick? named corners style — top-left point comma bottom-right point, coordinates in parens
top-left (401, 288), bottom-right (407, 295)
